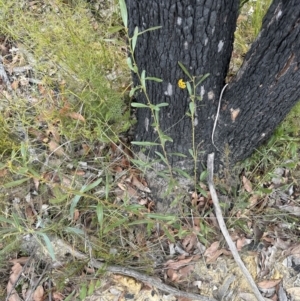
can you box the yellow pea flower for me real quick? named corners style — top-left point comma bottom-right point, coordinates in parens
top-left (178, 79), bottom-right (186, 89)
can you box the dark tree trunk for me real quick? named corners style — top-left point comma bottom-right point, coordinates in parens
top-left (126, 0), bottom-right (239, 171)
top-left (216, 0), bottom-right (300, 164)
top-left (126, 0), bottom-right (300, 205)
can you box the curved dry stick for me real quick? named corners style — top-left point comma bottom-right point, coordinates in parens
top-left (207, 153), bottom-right (265, 301)
top-left (90, 259), bottom-right (218, 301)
top-left (53, 238), bottom-right (217, 301)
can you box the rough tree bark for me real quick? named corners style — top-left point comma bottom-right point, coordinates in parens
top-left (126, 0), bottom-right (300, 206)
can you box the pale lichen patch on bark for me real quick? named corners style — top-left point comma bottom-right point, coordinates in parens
top-left (218, 40), bottom-right (224, 52)
top-left (208, 91), bottom-right (215, 100)
top-left (164, 83), bottom-right (173, 96)
top-left (145, 117), bottom-right (149, 132)
top-left (230, 108), bottom-right (240, 122)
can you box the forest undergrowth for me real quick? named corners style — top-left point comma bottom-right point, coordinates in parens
top-left (1, 0), bottom-right (300, 300)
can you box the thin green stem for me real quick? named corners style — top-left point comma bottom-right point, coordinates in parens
top-left (128, 44), bottom-right (174, 180)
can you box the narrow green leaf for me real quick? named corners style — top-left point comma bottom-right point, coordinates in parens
top-left (12, 213), bottom-right (21, 229)
top-left (189, 149), bottom-right (194, 158)
top-left (70, 185), bottom-right (86, 218)
top-left (196, 73), bottom-right (210, 86)
top-left (131, 26), bottom-right (139, 53)
top-left (131, 102), bottom-right (149, 108)
top-left (156, 102), bottom-right (169, 108)
top-left (131, 141), bottom-right (160, 146)
top-left (88, 280), bottom-right (96, 296)
top-left (79, 283), bottom-right (87, 300)
top-left (151, 104), bottom-right (161, 111)
top-left (108, 26), bottom-right (124, 33)
top-left (169, 152), bottom-right (187, 157)
top-left (186, 81), bottom-right (192, 96)
top-left (65, 227), bottom-right (85, 235)
top-left (105, 173), bottom-right (110, 200)
top-left (28, 168), bottom-right (40, 178)
top-left (173, 168), bottom-right (192, 180)
top-left (156, 171), bottom-right (171, 179)
top-left (161, 134), bottom-right (173, 143)
top-left (129, 86), bottom-right (141, 97)
top-left (197, 187), bottom-right (208, 197)
top-left (200, 170), bottom-right (208, 181)
top-left (130, 159), bottom-right (159, 169)
top-left (189, 102), bottom-right (195, 115)
top-left (0, 216), bottom-right (15, 225)
top-left (145, 77), bottom-right (163, 82)
top-left (162, 225), bottom-right (175, 242)
top-left (128, 219), bottom-right (151, 226)
top-left (126, 57), bottom-right (136, 72)
top-left (49, 194), bottom-right (68, 204)
top-left (141, 70), bottom-right (146, 89)
top-left (146, 213), bottom-right (176, 221)
top-left (96, 203), bottom-right (104, 229)
top-left (3, 178), bottom-right (29, 188)
top-left (103, 218), bottom-right (128, 234)
top-left (178, 61), bottom-right (192, 80)
top-left (64, 292), bottom-right (76, 301)
top-left (137, 26), bottom-right (162, 35)
top-left (37, 232), bottom-right (56, 260)
top-left (154, 151), bottom-right (168, 164)
top-left (82, 178), bottom-right (102, 193)
top-left (118, 0), bottom-right (128, 27)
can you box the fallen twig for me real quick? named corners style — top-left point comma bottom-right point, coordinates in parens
top-left (90, 259), bottom-right (218, 301)
top-left (49, 237), bottom-right (217, 301)
top-left (207, 153), bottom-right (265, 301)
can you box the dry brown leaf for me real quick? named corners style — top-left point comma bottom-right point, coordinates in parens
top-left (118, 184), bottom-right (138, 198)
top-left (73, 209), bottom-right (80, 222)
top-left (72, 170), bottom-right (85, 176)
top-left (48, 140), bottom-right (66, 157)
top-left (204, 241), bottom-right (220, 257)
top-left (131, 175), bottom-right (151, 193)
top-left (167, 269), bottom-right (178, 281)
top-left (178, 265), bottom-right (194, 280)
top-left (165, 256), bottom-right (194, 270)
top-left (236, 237), bottom-right (252, 251)
top-left (33, 285), bottom-right (44, 301)
top-left (205, 249), bottom-right (225, 263)
top-left (11, 80), bottom-right (19, 90)
top-left (10, 257), bottom-right (29, 265)
top-left (242, 176), bottom-right (252, 193)
top-left (7, 263), bottom-right (22, 301)
top-left (0, 168), bottom-right (8, 177)
top-left (257, 279), bottom-right (282, 289)
top-left (117, 183), bottom-right (126, 191)
top-left (62, 176), bottom-right (71, 186)
top-left (33, 177), bottom-right (40, 191)
top-left (25, 205), bottom-right (35, 224)
top-left (248, 194), bottom-right (259, 207)
top-left (182, 234), bottom-right (197, 252)
top-left (47, 125), bottom-right (61, 143)
top-left (81, 143), bottom-right (90, 155)
top-left (68, 112), bottom-right (85, 122)
top-left (52, 292), bottom-right (64, 301)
